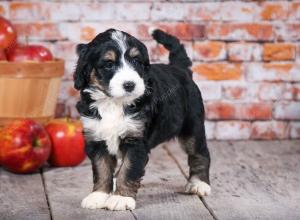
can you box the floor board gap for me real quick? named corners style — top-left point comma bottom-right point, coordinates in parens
top-left (130, 210), bottom-right (138, 220)
top-left (162, 145), bottom-right (219, 220)
top-left (40, 168), bottom-right (53, 220)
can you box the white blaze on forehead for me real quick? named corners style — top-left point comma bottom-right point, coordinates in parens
top-left (109, 30), bottom-right (145, 101)
top-left (111, 30), bottom-right (127, 53)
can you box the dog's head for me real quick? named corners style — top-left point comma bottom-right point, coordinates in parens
top-left (74, 29), bottom-right (150, 103)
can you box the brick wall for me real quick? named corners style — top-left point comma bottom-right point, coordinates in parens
top-left (1, 0), bottom-right (300, 140)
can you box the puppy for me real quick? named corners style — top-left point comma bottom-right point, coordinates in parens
top-left (74, 29), bottom-right (211, 211)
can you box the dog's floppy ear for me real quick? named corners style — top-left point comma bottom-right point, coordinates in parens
top-left (74, 43), bottom-right (92, 90)
top-left (139, 43), bottom-right (150, 71)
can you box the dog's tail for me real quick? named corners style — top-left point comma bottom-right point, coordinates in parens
top-left (151, 29), bottom-right (192, 69)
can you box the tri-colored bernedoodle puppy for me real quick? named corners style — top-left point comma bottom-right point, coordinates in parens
top-left (74, 29), bottom-right (211, 211)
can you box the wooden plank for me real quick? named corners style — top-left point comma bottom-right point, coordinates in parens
top-left (43, 145), bottom-right (213, 220)
top-left (133, 145), bottom-right (213, 220)
top-left (165, 140), bottom-right (300, 220)
top-left (43, 164), bottom-right (135, 220)
top-left (0, 168), bottom-right (50, 220)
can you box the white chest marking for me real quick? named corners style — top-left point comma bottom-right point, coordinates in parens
top-left (81, 89), bottom-right (144, 155)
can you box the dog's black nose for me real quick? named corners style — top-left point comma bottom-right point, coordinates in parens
top-left (123, 81), bottom-right (135, 92)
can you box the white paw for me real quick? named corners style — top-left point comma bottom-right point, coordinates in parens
top-left (81, 191), bottom-right (109, 209)
top-left (105, 195), bottom-right (136, 211)
top-left (185, 179), bottom-right (211, 196)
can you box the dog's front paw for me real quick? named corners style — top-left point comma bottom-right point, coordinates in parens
top-left (185, 179), bottom-right (211, 197)
top-left (104, 195), bottom-right (136, 211)
top-left (81, 191), bottom-right (109, 209)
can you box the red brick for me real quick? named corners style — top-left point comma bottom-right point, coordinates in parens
top-left (207, 23), bottom-right (274, 41)
top-left (14, 22), bottom-right (62, 40)
top-left (290, 122), bottom-right (300, 139)
top-left (251, 121), bottom-right (289, 140)
top-left (196, 81), bottom-right (221, 101)
top-left (59, 22), bottom-right (139, 42)
top-left (240, 103), bottom-right (272, 120)
top-left (284, 84), bottom-right (300, 100)
top-left (53, 42), bottom-right (77, 61)
top-left (256, 83), bottom-right (285, 101)
top-left (81, 26), bottom-right (96, 42)
top-left (222, 82), bottom-right (248, 100)
top-left (190, 2), bottom-right (221, 21)
top-left (255, 82), bottom-right (300, 101)
top-left (193, 41), bottom-right (226, 61)
top-left (0, 2), bottom-right (8, 17)
top-left (171, 23), bottom-right (206, 40)
top-left (9, 2), bottom-right (49, 20)
top-left (204, 121), bottom-right (215, 140)
top-left (151, 2), bottom-right (221, 21)
top-left (275, 23), bottom-right (300, 41)
top-left (205, 102), bottom-right (236, 119)
top-left (263, 43), bottom-right (296, 61)
top-left (116, 3), bottom-right (151, 21)
top-left (10, 2), bottom-right (82, 21)
top-left (220, 1), bottom-right (256, 21)
top-left (138, 23), bottom-right (205, 40)
top-left (215, 121), bottom-right (251, 140)
top-left (193, 63), bottom-right (242, 81)
top-left (58, 81), bottom-right (80, 118)
top-left (152, 44), bottom-right (169, 62)
top-left (274, 101), bottom-right (300, 120)
top-left (259, 2), bottom-right (289, 20)
top-left (151, 3), bottom-right (189, 21)
top-left (289, 2), bottom-right (300, 20)
top-left (227, 42), bottom-right (262, 61)
top-left (63, 60), bottom-right (77, 80)
top-left (49, 2), bottom-right (81, 21)
top-left (205, 102), bottom-right (272, 120)
top-left (298, 44), bottom-right (300, 61)
top-left (0, 5), bottom-right (4, 15)
top-left (246, 63), bottom-right (300, 82)
top-left (80, 3), bottom-right (114, 21)
top-left (148, 41), bottom-right (192, 63)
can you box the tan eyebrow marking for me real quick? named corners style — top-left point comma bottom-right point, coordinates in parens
top-left (90, 70), bottom-right (102, 89)
top-left (129, 47), bottom-right (140, 57)
top-left (90, 70), bottom-right (98, 84)
top-left (103, 50), bottom-right (116, 61)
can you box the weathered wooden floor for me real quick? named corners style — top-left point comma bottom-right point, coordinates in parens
top-left (1, 141), bottom-right (300, 220)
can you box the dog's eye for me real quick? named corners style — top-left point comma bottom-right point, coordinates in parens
top-left (103, 61), bottom-right (114, 69)
top-left (132, 57), bottom-right (142, 66)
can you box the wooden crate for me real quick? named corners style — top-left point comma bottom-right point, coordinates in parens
top-left (0, 59), bottom-right (64, 126)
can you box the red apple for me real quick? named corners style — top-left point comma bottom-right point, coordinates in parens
top-left (7, 44), bottom-right (53, 62)
top-left (0, 16), bottom-right (17, 50)
top-left (0, 119), bottom-right (51, 173)
top-left (45, 118), bottom-right (85, 167)
top-left (0, 49), bottom-right (6, 61)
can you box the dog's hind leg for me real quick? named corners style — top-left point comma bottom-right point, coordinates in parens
top-left (179, 120), bottom-right (211, 197)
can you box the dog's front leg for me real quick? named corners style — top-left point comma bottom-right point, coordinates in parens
top-left (105, 138), bottom-right (149, 211)
top-left (81, 141), bottom-right (116, 209)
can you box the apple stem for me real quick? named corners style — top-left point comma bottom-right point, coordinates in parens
top-left (32, 138), bottom-right (40, 148)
